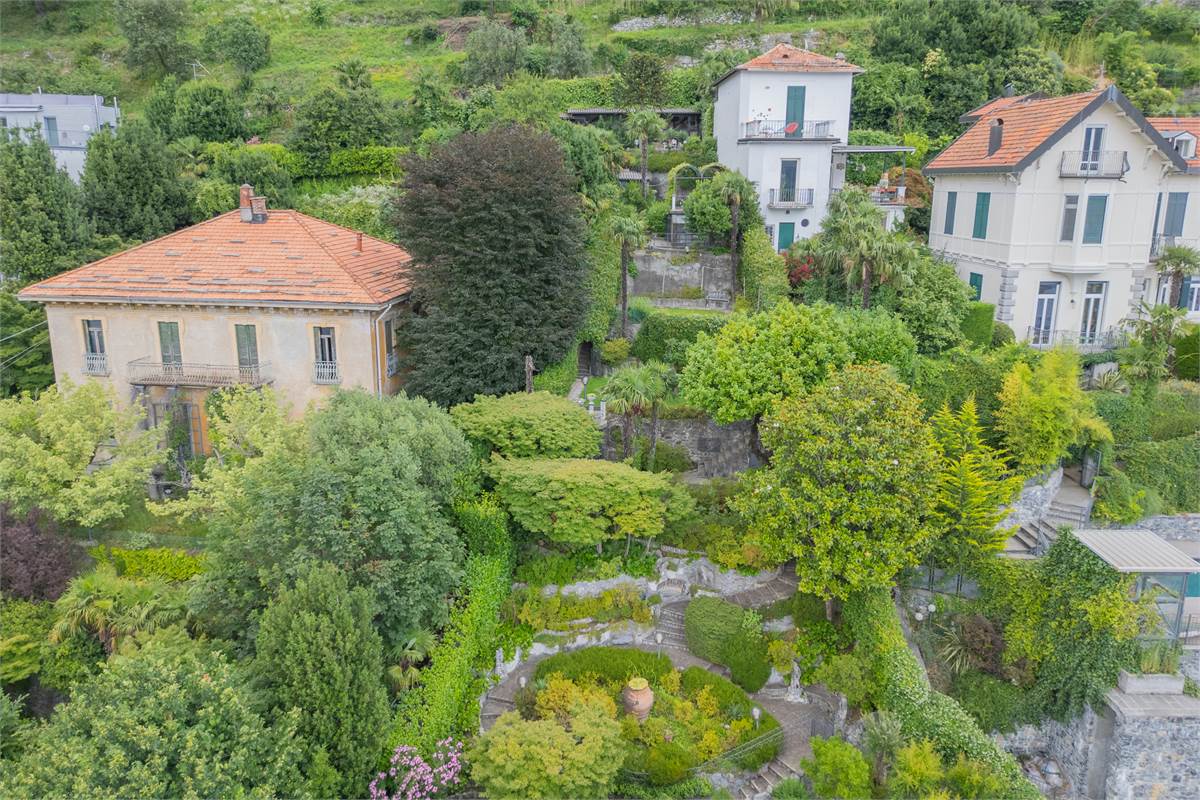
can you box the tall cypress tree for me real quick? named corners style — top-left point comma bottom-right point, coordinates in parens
top-left (0, 130), bottom-right (92, 283)
top-left (81, 120), bottom-right (189, 241)
top-left (393, 125), bottom-right (588, 405)
top-left (253, 564), bottom-right (390, 799)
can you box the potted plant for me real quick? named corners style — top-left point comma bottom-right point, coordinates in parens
top-left (1118, 642), bottom-right (1185, 695)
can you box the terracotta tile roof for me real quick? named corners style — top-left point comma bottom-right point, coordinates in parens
top-left (925, 90), bottom-right (1103, 173)
top-left (959, 92), bottom-right (1048, 123)
top-left (1147, 116), bottom-right (1200, 169)
top-left (729, 43), bottom-right (863, 76)
top-left (19, 210), bottom-right (412, 308)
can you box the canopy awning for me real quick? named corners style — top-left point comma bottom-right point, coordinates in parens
top-left (1074, 529), bottom-right (1200, 573)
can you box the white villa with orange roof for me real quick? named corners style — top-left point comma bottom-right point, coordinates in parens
top-left (18, 186), bottom-right (411, 454)
top-left (924, 86), bottom-right (1195, 345)
top-left (712, 44), bottom-right (913, 251)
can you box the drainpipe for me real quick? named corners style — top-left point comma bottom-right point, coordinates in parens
top-left (371, 300), bottom-right (398, 399)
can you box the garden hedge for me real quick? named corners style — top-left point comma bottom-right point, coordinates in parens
top-left (842, 588), bottom-right (1039, 799)
top-left (532, 343), bottom-right (580, 396)
top-left (246, 142), bottom-right (405, 180)
top-left (391, 553), bottom-right (511, 753)
top-left (631, 308), bottom-right (728, 366)
top-left (739, 227), bottom-right (789, 312)
top-left (960, 301), bottom-right (995, 349)
top-left (451, 391), bottom-right (600, 459)
top-left (683, 596), bottom-right (770, 692)
top-left (453, 492), bottom-right (512, 559)
top-left (533, 646), bottom-right (673, 684)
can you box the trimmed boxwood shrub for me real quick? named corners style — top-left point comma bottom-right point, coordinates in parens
top-left (645, 740), bottom-right (693, 785)
top-left (533, 646), bottom-right (672, 684)
top-left (960, 301), bottom-right (995, 349)
top-left (683, 596), bottom-right (770, 692)
top-left (451, 391), bottom-right (600, 459)
top-left (842, 589), bottom-right (1038, 799)
top-left (631, 308), bottom-right (727, 366)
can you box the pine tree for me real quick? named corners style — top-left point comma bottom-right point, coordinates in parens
top-left (929, 396), bottom-right (1022, 573)
top-left (0, 130), bottom-right (93, 283)
top-left (253, 564), bottom-right (390, 799)
top-left (81, 121), bottom-right (189, 241)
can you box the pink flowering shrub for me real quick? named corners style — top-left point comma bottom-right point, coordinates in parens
top-left (369, 739), bottom-right (465, 800)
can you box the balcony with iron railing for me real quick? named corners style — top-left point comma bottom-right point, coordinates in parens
top-left (1026, 327), bottom-right (1127, 352)
top-left (740, 119), bottom-right (836, 140)
top-left (82, 352), bottom-right (109, 376)
top-left (768, 186), bottom-right (815, 209)
top-left (1059, 150), bottom-right (1129, 178)
top-left (313, 360), bottom-right (341, 385)
top-left (128, 357), bottom-right (272, 387)
top-left (1151, 234), bottom-right (1200, 258)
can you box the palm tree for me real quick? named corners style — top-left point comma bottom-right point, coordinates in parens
top-left (816, 187), bottom-right (919, 308)
top-left (51, 564), bottom-right (186, 654)
top-left (334, 59), bottom-right (372, 91)
top-left (386, 630), bottom-right (435, 694)
top-left (711, 171), bottom-right (755, 286)
top-left (1121, 301), bottom-right (1187, 390)
top-left (643, 361), bottom-right (676, 472)
top-left (601, 363), bottom-right (658, 461)
top-left (607, 211), bottom-right (647, 338)
top-left (1156, 244), bottom-right (1200, 309)
top-left (625, 109), bottom-right (667, 200)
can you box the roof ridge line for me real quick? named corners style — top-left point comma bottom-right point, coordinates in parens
top-left (288, 210), bottom-right (394, 301)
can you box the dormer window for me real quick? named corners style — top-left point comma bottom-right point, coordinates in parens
top-left (1172, 133), bottom-right (1196, 160)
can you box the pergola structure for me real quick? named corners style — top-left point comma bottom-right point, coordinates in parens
top-left (1074, 528), bottom-right (1200, 643)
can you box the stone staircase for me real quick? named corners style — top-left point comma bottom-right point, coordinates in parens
top-left (724, 567), bottom-right (800, 610)
top-left (738, 758), bottom-right (803, 800)
top-left (1045, 498), bottom-right (1091, 528)
top-left (656, 601), bottom-right (690, 650)
top-left (479, 682), bottom-right (518, 732)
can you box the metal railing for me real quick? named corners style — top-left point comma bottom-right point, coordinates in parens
top-left (1059, 150), bottom-right (1129, 178)
top-left (82, 352), bottom-right (109, 376)
top-left (741, 119), bottom-right (836, 140)
top-left (622, 725), bottom-right (784, 782)
top-left (1026, 327), bottom-right (1127, 352)
top-left (313, 360), bottom-right (340, 384)
top-left (1151, 234), bottom-right (1199, 258)
top-left (128, 357), bottom-right (271, 387)
top-left (386, 351), bottom-right (400, 377)
top-left (768, 186), bottom-right (815, 208)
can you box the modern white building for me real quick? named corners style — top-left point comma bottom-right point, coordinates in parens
top-left (0, 91), bottom-right (120, 180)
top-left (712, 44), bottom-right (910, 251)
top-left (924, 86), bottom-right (1194, 347)
top-left (1146, 115), bottom-right (1200, 321)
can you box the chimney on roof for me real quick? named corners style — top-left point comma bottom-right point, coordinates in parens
top-left (239, 184), bottom-right (253, 223)
top-left (988, 118), bottom-right (1004, 157)
top-left (1003, 83), bottom-right (1015, 97)
top-left (249, 195), bottom-right (268, 224)
top-left (356, 232), bottom-right (363, 251)
top-left (835, 52), bottom-right (846, 61)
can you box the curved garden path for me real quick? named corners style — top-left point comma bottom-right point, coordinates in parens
top-left (480, 566), bottom-right (833, 800)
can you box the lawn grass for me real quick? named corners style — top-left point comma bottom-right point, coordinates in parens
top-left (79, 496), bottom-right (209, 550)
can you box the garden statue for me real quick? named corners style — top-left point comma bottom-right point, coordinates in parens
top-left (623, 677), bottom-right (655, 722)
top-left (785, 660), bottom-right (808, 704)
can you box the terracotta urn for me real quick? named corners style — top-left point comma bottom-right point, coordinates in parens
top-left (623, 677), bottom-right (655, 722)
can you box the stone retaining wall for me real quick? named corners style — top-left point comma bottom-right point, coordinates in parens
top-left (631, 247), bottom-right (735, 306)
top-left (536, 554), bottom-right (779, 601)
top-left (601, 416), bottom-right (760, 478)
top-left (1127, 514), bottom-right (1200, 541)
top-left (1000, 466), bottom-right (1063, 528)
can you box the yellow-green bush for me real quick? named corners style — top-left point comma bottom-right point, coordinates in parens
top-left (451, 391), bottom-right (600, 459)
top-left (739, 226), bottom-right (789, 311)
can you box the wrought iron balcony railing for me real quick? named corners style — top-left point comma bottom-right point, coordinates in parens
top-left (82, 352), bottom-right (109, 376)
top-left (768, 186), bottom-right (815, 208)
top-left (741, 119), bottom-right (836, 140)
top-left (1026, 327), bottom-right (1127, 352)
top-left (313, 360), bottom-right (341, 385)
top-left (128, 357), bottom-right (271, 387)
top-left (1059, 150), bottom-right (1129, 178)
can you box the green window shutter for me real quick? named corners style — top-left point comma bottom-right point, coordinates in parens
top-left (1164, 192), bottom-right (1188, 237)
top-left (235, 324), bottom-right (258, 367)
top-left (944, 191), bottom-right (957, 235)
top-left (1082, 195), bottom-right (1107, 244)
top-left (158, 322), bottom-right (181, 364)
top-left (968, 272), bottom-right (983, 301)
top-left (785, 86), bottom-right (806, 137)
top-left (972, 193), bottom-right (990, 239)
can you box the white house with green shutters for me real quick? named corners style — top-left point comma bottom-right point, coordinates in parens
top-left (713, 44), bottom-right (911, 252)
top-left (924, 86), bottom-right (1192, 347)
